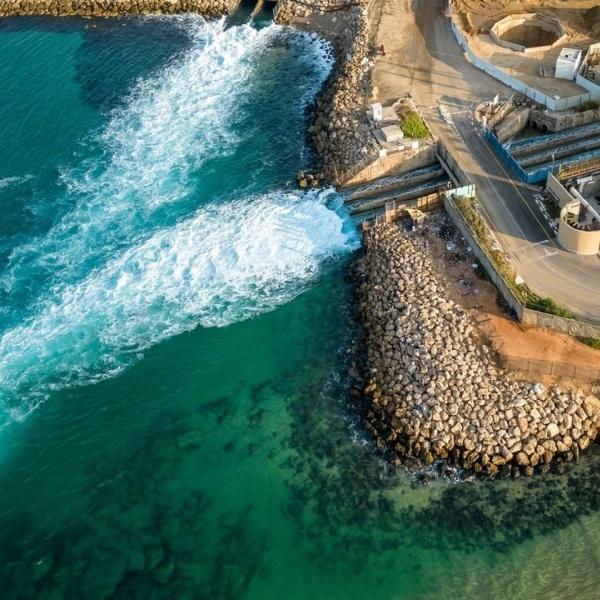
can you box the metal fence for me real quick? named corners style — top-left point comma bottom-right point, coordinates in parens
top-left (502, 355), bottom-right (600, 382)
top-left (558, 156), bottom-right (600, 180)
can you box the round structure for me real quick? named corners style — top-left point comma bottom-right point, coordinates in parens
top-left (490, 14), bottom-right (567, 53)
top-left (558, 201), bottom-right (600, 255)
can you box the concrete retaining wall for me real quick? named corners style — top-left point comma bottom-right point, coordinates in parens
top-left (444, 189), bottom-right (600, 339)
top-left (529, 107), bottom-right (600, 134)
top-left (449, 4), bottom-right (594, 112)
top-left (489, 13), bottom-right (566, 55)
top-left (341, 143), bottom-right (437, 187)
top-left (546, 172), bottom-right (573, 207)
top-left (0, 0), bottom-right (238, 16)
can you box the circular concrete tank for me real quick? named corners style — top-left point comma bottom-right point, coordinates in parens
top-left (490, 14), bottom-right (567, 52)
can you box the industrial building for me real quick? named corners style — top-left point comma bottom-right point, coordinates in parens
top-left (547, 173), bottom-right (600, 254)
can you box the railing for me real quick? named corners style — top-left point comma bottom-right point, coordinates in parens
top-left (502, 355), bottom-right (600, 382)
top-left (558, 156), bottom-right (600, 180)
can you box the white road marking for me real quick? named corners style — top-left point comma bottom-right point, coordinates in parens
top-left (518, 239), bottom-right (550, 250)
top-left (522, 251), bottom-right (559, 264)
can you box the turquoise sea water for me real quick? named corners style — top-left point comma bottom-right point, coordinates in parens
top-left (1, 14), bottom-right (600, 600)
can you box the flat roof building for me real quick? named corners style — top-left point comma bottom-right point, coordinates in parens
top-left (555, 48), bottom-right (583, 80)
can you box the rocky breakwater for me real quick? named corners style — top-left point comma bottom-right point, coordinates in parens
top-left (275, 0), bottom-right (377, 186)
top-left (356, 218), bottom-right (600, 477)
top-left (0, 0), bottom-right (238, 17)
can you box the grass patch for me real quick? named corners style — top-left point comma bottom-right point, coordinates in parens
top-left (576, 100), bottom-right (599, 113)
top-left (454, 195), bottom-right (527, 299)
top-left (401, 111), bottom-right (430, 139)
top-left (579, 337), bottom-right (600, 350)
top-left (526, 297), bottom-right (574, 318)
top-left (453, 195), bottom-right (575, 319)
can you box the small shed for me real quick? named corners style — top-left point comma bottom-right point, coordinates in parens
top-left (555, 48), bottom-right (583, 80)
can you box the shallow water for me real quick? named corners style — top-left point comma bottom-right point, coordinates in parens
top-left (1, 14), bottom-right (600, 600)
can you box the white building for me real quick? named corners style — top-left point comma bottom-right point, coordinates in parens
top-left (555, 48), bottom-right (583, 80)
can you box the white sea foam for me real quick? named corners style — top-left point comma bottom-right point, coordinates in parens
top-left (0, 175), bottom-right (33, 190)
top-left (0, 17), bottom-right (333, 293)
top-left (0, 17), bottom-right (349, 425)
top-left (0, 188), bottom-right (358, 420)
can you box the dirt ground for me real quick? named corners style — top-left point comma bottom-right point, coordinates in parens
top-left (454, 0), bottom-right (600, 99)
top-left (427, 227), bottom-right (600, 388)
top-left (455, 0), bottom-right (600, 38)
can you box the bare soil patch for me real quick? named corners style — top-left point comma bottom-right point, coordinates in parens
top-left (427, 214), bottom-right (600, 387)
top-left (454, 0), bottom-right (600, 98)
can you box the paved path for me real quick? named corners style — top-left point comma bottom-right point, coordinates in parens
top-left (371, 0), bottom-right (600, 323)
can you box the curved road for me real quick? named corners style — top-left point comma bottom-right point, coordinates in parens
top-left (371, 0), bottom-right (600, 323)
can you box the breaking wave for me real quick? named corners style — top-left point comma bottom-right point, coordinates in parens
top-left (0, 17), bottom-right (356, 424)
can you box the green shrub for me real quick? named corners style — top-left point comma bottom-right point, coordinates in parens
top-left (578, 337), bottom-right (600, 350)
top-left (525, 297), bottom-right (574, 318)
top-left (401, 112), bottom-right (430, 139)
top-left (576, 100), bottom-right (599, 113)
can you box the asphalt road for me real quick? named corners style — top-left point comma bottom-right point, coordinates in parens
top-left (371, 0), bottom-right (600, 323)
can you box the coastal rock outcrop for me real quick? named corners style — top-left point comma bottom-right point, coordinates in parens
top-left (275, 0), bottom-right (378, 184)
top-left (0, 0), bottom-right (238, 17)
top-left (356, 217), bottom-right (600, 477)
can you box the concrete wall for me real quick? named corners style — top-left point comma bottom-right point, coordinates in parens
top-left (495, 106), bottom-right (530, 142)
top-left (521, 309), bottom-right (600, 339)
top-left (558, 202), bottom-right (600, 255)
top-left (341, 143), bottom-right (437, 187)
top-left (529, 107), bottom-right (600, 133)
top-left (449, 4), bottom-right (594, 112)
top-left (546, 172), bottom-right (573, 207)
top-left (489, 14), bottom-right (566, 55)
top-left (577, 44), bottom-right (600, 100)
top-left (436, 141), bottom-right (470, 186)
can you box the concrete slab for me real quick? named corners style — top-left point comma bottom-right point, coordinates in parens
top-left (381, 124), bottom-right (405, 143)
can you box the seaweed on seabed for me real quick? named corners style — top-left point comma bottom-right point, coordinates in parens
top-left (0, 409), bottom-right (271, 600)
top-left (282, 349), bottom-right (410, 570)
top-left (407, 446), bottom-right (600, 554)
top-left (283, 328), bottom-right (600, 559)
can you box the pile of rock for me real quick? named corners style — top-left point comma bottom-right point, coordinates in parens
top-left (0, 0), bottom-right (238, 17)
top-left (356, 218), bottom-right (600, 477)
top-left (275, 0), bottom-right (378, 184)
